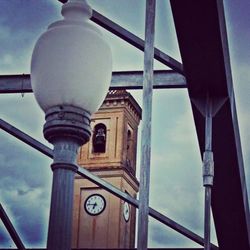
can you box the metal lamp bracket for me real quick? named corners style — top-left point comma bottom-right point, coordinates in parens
top-left (191, 96), bottom-right (228, 118)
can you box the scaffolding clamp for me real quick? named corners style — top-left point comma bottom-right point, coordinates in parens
top-left (203, 150), bottom-right (214, 187)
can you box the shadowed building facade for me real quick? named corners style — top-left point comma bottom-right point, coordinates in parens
top-left (72, 90), bottom-right (141, 249)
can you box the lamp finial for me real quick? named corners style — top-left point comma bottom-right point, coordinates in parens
top-left (62, 0), bottom-right (92, 21)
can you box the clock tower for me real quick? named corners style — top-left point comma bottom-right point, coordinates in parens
top-left (72, 90), bottom-right (141, 249)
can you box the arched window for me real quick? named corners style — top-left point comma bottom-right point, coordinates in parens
top-left (126, 130), bottom-right (132, 167)
top-left (92, 123), bottom-right (107, 153)
top-left (127, 130), bottom-right (132, 150)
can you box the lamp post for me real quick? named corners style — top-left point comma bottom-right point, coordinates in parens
top-left (30, 1), bottom-right (112, 249)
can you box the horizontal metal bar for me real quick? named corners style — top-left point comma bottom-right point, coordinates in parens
top-left (0, 74), bottom-right (32, 94)
top-left (0, 203), bottom-right (26, 250)
top-left (0, 119), bottom-right (217, 249)
top-left (112, 70), bottom-right (186, 89)
top-left (0, 119), bottom-right (53, 158)
top-left (0, 71), bottom-right (186, 94)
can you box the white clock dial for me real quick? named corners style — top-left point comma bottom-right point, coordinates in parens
top-left (123, 202), bottom-right (130, 222)
top-left (84, 194), bottom-right (106, 216)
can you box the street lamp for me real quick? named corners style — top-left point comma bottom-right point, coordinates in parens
top-left (30, 1), bottom-right (112, 250)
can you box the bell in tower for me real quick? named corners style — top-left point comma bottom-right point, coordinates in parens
top-left (72, 90), bottom-right (141, 249)
top-left (92, 123), bottom-right (107, 153)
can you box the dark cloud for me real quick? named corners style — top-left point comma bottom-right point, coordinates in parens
top-left (0, 131), bottom-right (52, 247)
top-left (0, 72), bottom-right (52, 248)
top-left (0, 1), bottom-right (60, 31)
top-left (224, 0), bottom-right (250, 65)
top-left (0, 0), bottom-right (61, 73)
top-left (0, 221), bottom-right (14, 248)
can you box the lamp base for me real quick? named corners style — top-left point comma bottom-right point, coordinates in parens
top-left (44, 105), bottom-right (91, 250)
top-left (43, 105), bottom-right (91, 146)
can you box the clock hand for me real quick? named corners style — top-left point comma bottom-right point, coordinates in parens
top-left (87, 202), bottom-right (97, 208)
top-left (88, 203), bottom-right (96, 206)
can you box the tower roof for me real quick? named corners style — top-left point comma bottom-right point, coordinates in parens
top-left (100, 90), bottom-right (142, 120)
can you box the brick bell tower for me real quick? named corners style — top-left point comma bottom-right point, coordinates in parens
top-left (72, 90), bottom-right (141, 249)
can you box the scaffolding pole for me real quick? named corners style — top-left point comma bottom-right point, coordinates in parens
top-left (137, 1), bottom-right (156, 250)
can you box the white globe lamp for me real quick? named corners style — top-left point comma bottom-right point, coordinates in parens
top-left (31, 0), bottom-right (112, 115)
top-left (30, 1), bottom-right (112, 250)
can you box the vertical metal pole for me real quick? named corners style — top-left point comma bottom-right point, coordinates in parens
top-left (203, 95), bottom-right (214, 250)
top-left (46, 140), bottom-right (79, 250)
top-left (204, 186), bottom-right (212, 250)
top-left (137, 1), bottom-right (156, 250)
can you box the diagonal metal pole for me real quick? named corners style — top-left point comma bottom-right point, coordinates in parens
top-left (77, 168), bottom-right (218, 249)
top-left (0, 118), bottom-right (219, 249)
top-left (0, 118), bottom-right (53, 158)
top-left (137, 1), bottom-right (156, 250)
top-left (58, 0), bottom-right (183, 74)
top-left (0, 203), bottom-right (26, 250)
top-left (91, 9), bottom-right (183, 74)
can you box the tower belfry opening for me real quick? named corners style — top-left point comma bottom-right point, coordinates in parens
top-left (92, 123), bottom-right (107, 153)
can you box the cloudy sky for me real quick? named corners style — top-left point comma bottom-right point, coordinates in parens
top-left (0, 0), bottom-right (250, 248)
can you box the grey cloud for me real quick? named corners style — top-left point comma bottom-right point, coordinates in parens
top-left (0, 221), bottom-right (14, 248)
top-left (0, 0), bottom-right (61, 74)
top-left (0, 130), bottom-right (52, 247)
top-left (0, 79), bottom-right (52, 248)
top-left (146, 90), bottom-right (217, 246)
top-left (224, 0), bottom-right (250, 65)
top-left (149, 94), bottom-right (204, 231)
top-left (0, 0), bottom-right (60, 37)
top-left (17, 189), bottom-right (30, 196)
top-left (149, 219), bottom-right (200, 248)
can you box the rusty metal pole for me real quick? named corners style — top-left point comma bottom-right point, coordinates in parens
top-left (203, 95), bottom-right (214, 250)
top-left (137, 1), bottom-right (156, 250)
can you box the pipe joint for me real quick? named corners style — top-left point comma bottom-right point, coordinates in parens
top-left (203, 151), bottom-right (214, 187)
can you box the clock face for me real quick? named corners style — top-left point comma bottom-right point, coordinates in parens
top-left (84, 194), bottom-right (106, 216)
top-left (123, 202), bottom-right (130, 222)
